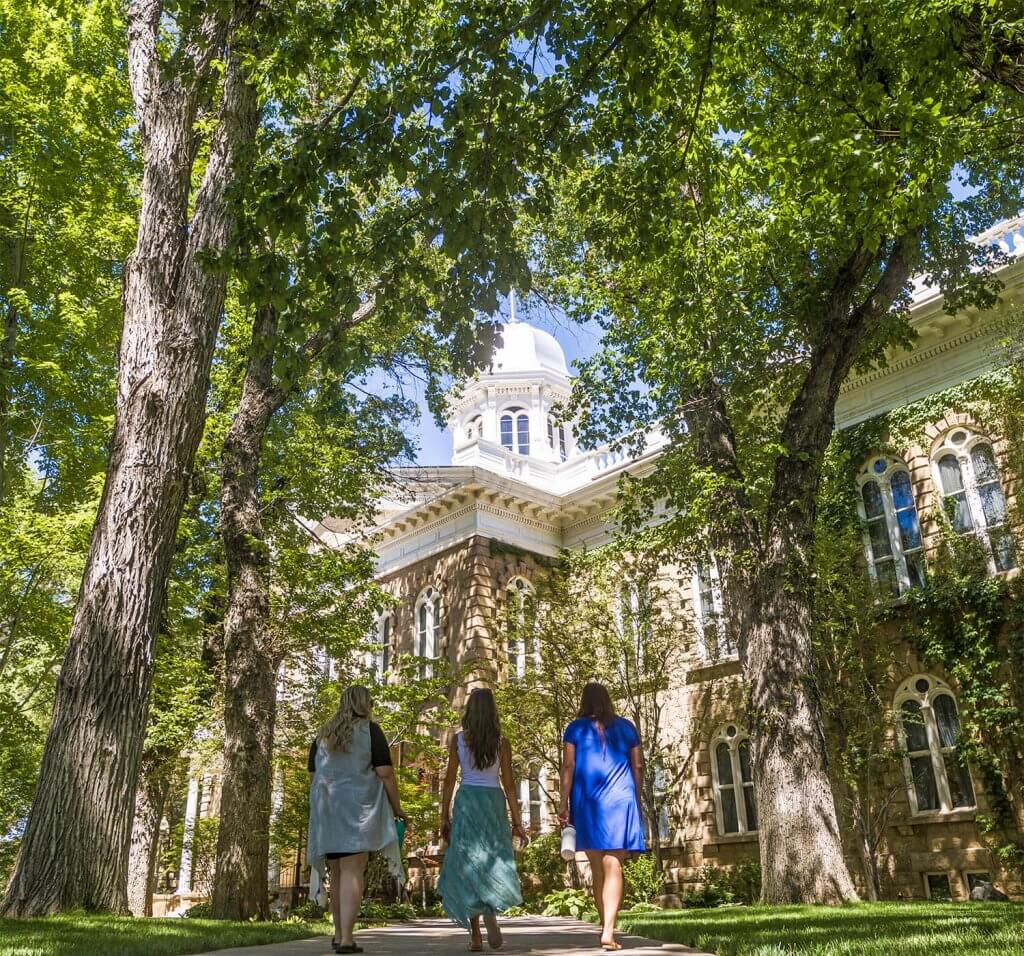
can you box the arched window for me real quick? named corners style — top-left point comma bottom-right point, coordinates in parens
top-left (500, 407), bottom-right (530, 455)
top-left (367, 613), bottom-right (391, 682)
top-left (517, 763), bottom-right (550, 833)
top-left (693, 558), bottom-right (733, 660)
top-left (710, 724), bottom-right (757, 836)
top-left (619, 580), bottom-right (651, 673)
top-left (506, 577), bottom-right (536, 678)
top-left (547, 415), bottom-right (568, 461)
top-left (465, 415), bottom-right (483, 442)
top-left (932, 428), bottom-right (1018, 573)
top-left (896, 675), bottom-right (975, 815)
top-left (415, 587), bottom-right (441, 678)
top-left (857, 456), bottom-right (926, 595)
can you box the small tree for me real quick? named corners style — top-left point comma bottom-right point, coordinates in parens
top-left (494, 549), bottom-right (692, 876)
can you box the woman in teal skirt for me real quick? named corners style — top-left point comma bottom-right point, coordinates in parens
top-left (438, 688), bottom-right (528, 951)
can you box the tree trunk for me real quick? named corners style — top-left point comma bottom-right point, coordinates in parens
top-left (127, 762), bottom-right (171, 916)
top-left (745, 560), bottom-right (858, 904)
top-left (0, 11), bottom-right (258, 916)
top-left (211, 305), bottom-right (282, 921)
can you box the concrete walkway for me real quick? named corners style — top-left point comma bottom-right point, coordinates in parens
top-left (198, 917), bottom-right (711, 955)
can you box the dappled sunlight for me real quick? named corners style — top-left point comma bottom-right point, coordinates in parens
top-left (621, 902), bottom-right (1024, 955)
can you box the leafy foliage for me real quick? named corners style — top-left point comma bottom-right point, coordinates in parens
top-left (541, 887), bottom-right (595, 921)
top-left (516, 832), bottom-right (567, 905)
top-left (623, 854), bottom-right (665, 906)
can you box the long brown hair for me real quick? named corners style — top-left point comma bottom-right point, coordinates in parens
top-left (462, 687), bottom-right (502, 770)
top-left (319, 685), bottom-right (372, 753)
top-left (578, 682), bottom-right (616, 727)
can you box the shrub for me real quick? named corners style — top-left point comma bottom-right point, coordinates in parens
top-left (183, 902), bottom-right (213, 919)
top-left (542, 888), bottom-right (595, 920)
top-left (359, 900), bottom-right (417, 922)
top-left (289, 901), bottom-right (326, 921)
top-left (624, 854), bottom-right (665, 906)
top-left (517, 832), bottom-right (567, 903)
top-left (681, 863), bottom-right (760, 908)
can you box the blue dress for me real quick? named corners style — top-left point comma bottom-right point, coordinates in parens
top-left (564, 717), bottom-right (646, 852)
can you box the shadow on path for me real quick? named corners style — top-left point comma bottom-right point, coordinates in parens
top-left (200, 916), bottom-right (711, 956)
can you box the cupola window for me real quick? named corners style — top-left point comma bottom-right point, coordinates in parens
top-left (500, 407), bottom-right (530, 455)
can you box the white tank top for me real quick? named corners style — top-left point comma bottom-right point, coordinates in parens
top-left (457, 731), bottom-right (501, 788)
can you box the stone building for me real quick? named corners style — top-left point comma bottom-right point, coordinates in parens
top-left (162, 218), bottom-right (1024, 910)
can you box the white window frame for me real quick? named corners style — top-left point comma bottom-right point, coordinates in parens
top-left (895, 674), bottom-right (975, 817)
top-left (709, 724), bottom-right (757, 836)
top-left (930, 428), bottom-right (1018, 575)
top-left (365, 613), bottom-right (391, 683)
top-left (414, 587), bottom-right (441, 678)
top-left (518, 765), bottom-right (550, 833)
top-left (618, 579), bottom-right (651, 674)
top-left (923, 871), bottom-right (953, 901)
top-left (857, 456), bottom-right (926, 595)
top-left (693, 559), bottom-right (733, 661)
top-left (499, 406), bottom-right (530, 455)
top-left (547, 414), bottom-right (568, 461)
top-left (506, 576), bottom-right (536, 679)
top-left (464, 414), bottom-right (483, 443)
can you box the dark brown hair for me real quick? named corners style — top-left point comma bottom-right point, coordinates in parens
top-left (462, 688), bottom-right (502, 770)
top-left (578, 682), bottom-right (616, 727)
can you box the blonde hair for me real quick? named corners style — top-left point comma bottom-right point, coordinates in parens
top-left (319, 685), bottom-right (372, 753)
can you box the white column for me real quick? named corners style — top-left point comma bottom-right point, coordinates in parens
top-left (529, 384), bottom-right (542, 457)
top-left (539, 765), bottom-right (551, 832)
top-left (482, 388), bottom-right (498, 443)
top-left (268, 766), bottom-right (284, 888)
top-left (177, 776), bottom-right (200, 895)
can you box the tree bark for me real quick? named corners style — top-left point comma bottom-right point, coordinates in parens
top-left (687, 233), bottom-right (921, 904)
top-left (744, 560), bottom-right (858, 903)
top-left (210, 294), bottom-right (377, 919)
top-left (0, 5), bottom-right (258, 916)
top-left (953, 6), bottom-right (1024, 96)
top-left (211, 305), bottom-right (282, 921)
top-left (127, 760), bottom-right (171, 916)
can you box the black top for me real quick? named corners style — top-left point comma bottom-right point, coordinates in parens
top-left (308, 720), bottom-right (392, 772)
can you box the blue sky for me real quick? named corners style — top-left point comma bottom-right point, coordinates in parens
top-left (405, 298), bottom-right (602, 465)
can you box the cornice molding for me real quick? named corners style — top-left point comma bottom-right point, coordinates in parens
top-left (841, 318), bottom-right (1008, 395)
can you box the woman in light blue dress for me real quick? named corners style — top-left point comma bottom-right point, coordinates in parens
top-left (438, 688), bottom-right (528, 951)
top-left (558, 682), bottom-right (645, 952)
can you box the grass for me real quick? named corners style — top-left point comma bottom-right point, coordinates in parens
top-left (618, 901), bottom-right (1024, 956)
top-left (0, 913), bottom-right (335, 956)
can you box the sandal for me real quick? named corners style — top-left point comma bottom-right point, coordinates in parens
top-left (483, 912), bottom-right (503, 950)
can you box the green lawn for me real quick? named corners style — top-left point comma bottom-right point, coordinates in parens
top-left (0, 914), bottom-right (334, 956)
top-left (618, 902), bottom-right (1024, 956)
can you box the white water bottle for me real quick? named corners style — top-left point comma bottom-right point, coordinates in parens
top-left (560, 825), bottom-right (577, 860)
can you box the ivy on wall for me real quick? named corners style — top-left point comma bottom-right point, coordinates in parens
top-left (817, 359), bottom-right (1024, 874)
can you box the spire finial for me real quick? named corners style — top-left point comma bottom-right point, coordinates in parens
top-left (509, 289), bottom-right (519, 324)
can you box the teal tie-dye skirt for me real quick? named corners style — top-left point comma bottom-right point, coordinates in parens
top-left (437, 784), bottom-right (523, 929)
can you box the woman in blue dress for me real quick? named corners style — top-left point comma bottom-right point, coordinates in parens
top-left (558, 682), bottom-right (645, 952)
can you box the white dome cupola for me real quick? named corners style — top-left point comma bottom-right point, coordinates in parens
top-left (448, 299), bottom-right (577, 478)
